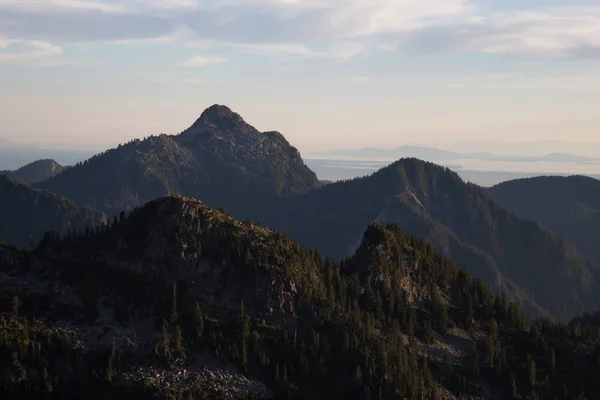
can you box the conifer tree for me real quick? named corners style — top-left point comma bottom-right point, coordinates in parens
top-left (170, 283), bottom-right (178, 324)
top-left (194, 302), bottom-right (204, 342)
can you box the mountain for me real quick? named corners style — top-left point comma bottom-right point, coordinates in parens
top-left (23, 107), bottom-right (596, 319)
top-left (0, 175), bottom-right (106, 248)
top-left (3, 195), bottom-right (600, 399)
top-left (0, 143), bottom-right (97, 171)
top-left (311, 145), bottom-right (599, 163)
top-left (264, 158), bottom-right (596, 319)
top-left (489, 175), bottom-right (600, 265)
top-left (35, 105), bottom-right (320, 219)
top-left (311, 145), bottom-right (459, 160)
top-left (1, 159), bottom-right (67, 184)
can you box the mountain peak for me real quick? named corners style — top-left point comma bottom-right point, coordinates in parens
top-left (200, 104), bottom-right (236, 118)
top-left (1, 158), bottom-right (67, 184)
top-left (190, 104), bottom-right (249, 132)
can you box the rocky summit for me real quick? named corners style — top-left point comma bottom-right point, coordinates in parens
top-left (35, 105), bottom-right (320, 219)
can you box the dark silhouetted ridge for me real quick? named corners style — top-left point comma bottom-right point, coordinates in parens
top-left (1, 159), bottom-right (67, 184)
top-left (489, 175), bottom-right (600, 264)
top-left (264, 157), bottom-right (597, 319)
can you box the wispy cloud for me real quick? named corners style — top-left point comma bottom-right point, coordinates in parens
top-left (1, 0), bottom-right (600, 62)
top-left (130, 0), bottom-right (200, 11)
top-left (0, 0), bottom-right (179, 43)
top-left (181, 55), bottom-right (228, 67)
top-left (406, 6), bottom-right (600, 58)
top-left (223, 42), bottom-right (321, 57)
top-left (351, 76), bottom-right (374, 83)
top-left (0, 39), bottom-right (63, 64)
top-left (446, 73), bottom-right (600, 91)
top-left (0, 0), bottom-right (126, 13)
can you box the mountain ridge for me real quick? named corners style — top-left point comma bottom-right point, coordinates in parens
top-left (35, 105), bottom-right (321, 218)
top-left (20, 106), bottom-right (599, 320)
top-left (0, 159), bottom-right (67, 184)
top-left (264, 158), bottom-right (596, 319)
top-left (3, 194), bottom-right (600, 399)
top-left (489, 175), bottom-right (600, 265)
top-left (0, 174), bottom-right (106, 248)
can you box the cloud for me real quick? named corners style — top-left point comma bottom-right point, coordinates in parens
top-left (351, 76), bottom-right (374, 83)
top-left (446, 73), bottom-right (600, 91)
top-left (181, 55), bottom-right (227, 67)
top-left (0, 39), bottom-right (63, 63)
top-left (131, 0), bottom-right (199, 10)
top-left (173, 1), bottom-right (600, 59)
top-left (176, 0), bottom-right (472, 48)
top-left (223, 42), bottom-right (321, 57)
top-left (406, 6), bottom-right (600, 58)
top-left (0, 0), bottom-right (180, 43)
top-left (1, 0), bottom-right (600, 61)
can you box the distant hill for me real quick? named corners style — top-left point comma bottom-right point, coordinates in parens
top-left (264, 158), bottom-right (597, 319)
top-left (311, 145), bottom-right (600, 163)
top-left (36, 105), bottom-right (320, 219)
top-left (0, 143), bottom-right (97, 170)
top-left (0, 175), bottom-right (106, 248)
top-left (489, 175), bottom-right (600, 264)
top-left (1, 159), bottom-right (67, 184)
top-left (306, 158), bottom-right (600, 187)
top-left (313, 145), bottom-right (459, 160)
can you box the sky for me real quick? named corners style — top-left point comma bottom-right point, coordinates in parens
top-left (1, 0), bottom-right (600, 154)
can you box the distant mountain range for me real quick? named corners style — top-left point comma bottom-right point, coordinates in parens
top-left (305, 158), bottom-right (600, 187)
top-left (0, 141), bottom-right (98, 170)
top-left (1, 159), bottom-right (68, 184)
top-left (2, 105), bottom-right (600, 320)
top-left (310, 145), bottom-right (600, 164)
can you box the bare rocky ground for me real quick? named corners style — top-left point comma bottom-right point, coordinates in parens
top-left (120, 354), bottom-right (272, 399)
top-left (47, 320), bottom-right (273, 399)
top-left (0, 251), bottom-right (271, 399)
top-left (413, 328), bottom-right (506, 400)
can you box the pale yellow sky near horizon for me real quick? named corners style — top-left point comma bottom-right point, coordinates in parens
top-left (2, 83), bottom-right (600, 155)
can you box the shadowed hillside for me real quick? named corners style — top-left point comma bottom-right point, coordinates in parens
top-left (489, 175), bottom-right (600, 264)
top-left (2, 196), bottom-right (600, 399)
top-left (264, 159), bottom-right (597, 319)
top-left (0, 175), bottom-right (106, 248)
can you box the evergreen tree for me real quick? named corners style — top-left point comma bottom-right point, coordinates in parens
top-left (194, 302), bottom-right (204, 342)
top-left (170, 283), bottom-right (179, 324)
